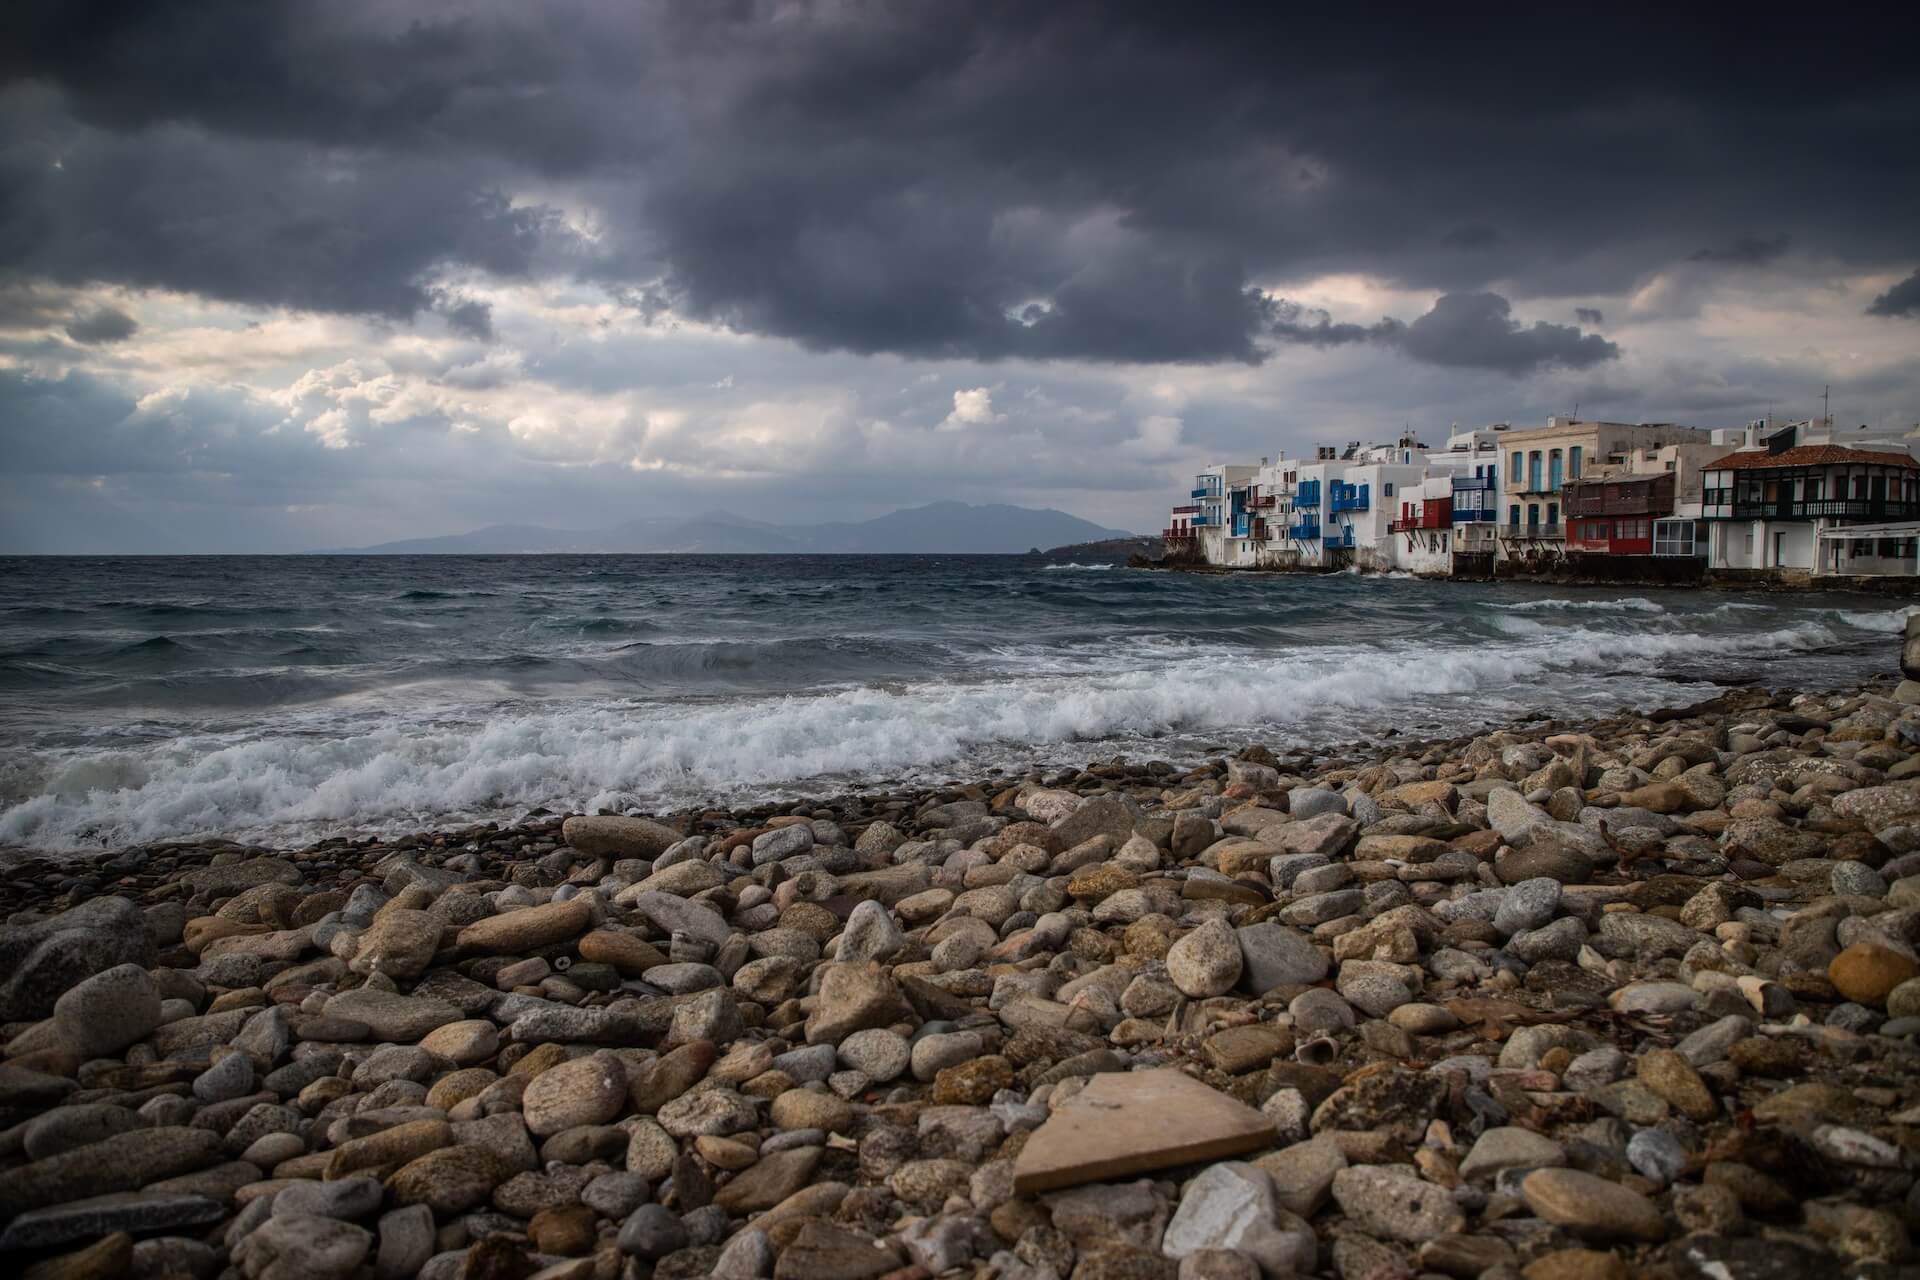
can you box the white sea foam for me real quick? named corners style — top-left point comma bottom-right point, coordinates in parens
top-left (0, 607), bottom-right (1854, 852)
top-left (1498, 597), bottom-right (1665, 613)
top-left (1041, 562), bottom-right (1117, 571)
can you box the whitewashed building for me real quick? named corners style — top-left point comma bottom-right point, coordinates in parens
top-left (1702, 420), bottom-right (1920, 578)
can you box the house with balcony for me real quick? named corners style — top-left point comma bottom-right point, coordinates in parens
top-left (1498, 418), bottom-right (1716, 568)
top-left (1389, 475), bottom-right (1457, 576)
top-left (1701, 437), bottom-right (1920, 579)
top-left (1180, 464), bottom-right (1257, 565)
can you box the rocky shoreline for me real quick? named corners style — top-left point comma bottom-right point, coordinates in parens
top-left (5, 671), bottom-right (1920, 1280)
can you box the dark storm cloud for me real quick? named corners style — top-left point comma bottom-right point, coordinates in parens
top-left (1395, 293), bottom-right (1617, 375)
top-left (1575, 308), bottom-right (1604, 326)
top-left (62, 304), bottom-right (136, 343)
top-left (437, 297), bottom-right (495, 341)
top-left (1690, 235), bottom-right (1791, 267)
top-left (1263, 293), bottom-right (1616, 376)
top-left (3, 2), bottom-right (1917, 365)
top-left (1869, 270), bottom-right (1920, 318)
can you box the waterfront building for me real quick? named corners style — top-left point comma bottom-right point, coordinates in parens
top-left (1497, 419), bottom-right (1716, 569)
top-left (1702, 420), bottom-right (1920, 578)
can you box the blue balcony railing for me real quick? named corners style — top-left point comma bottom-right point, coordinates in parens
top-left (1190, 514), bottom-right (1218, 527)
top-left (1288, 521), bottom-right (1320, 541)
top-left (1294, 481), bottom-right (1321, 507)
top-left (1324, 529), bottom-right (1356, 549)
top-left (1191, 487), bottom-right (1213, 500)
top-left (1451, 504), bottom-right (1498, 523)
top-left (1329, 482), bottom-right (1370, 513)
top-left (1231, 514), bottom-right (1251, 537)
top-left (1452, 475), bottom-right (1496, 493)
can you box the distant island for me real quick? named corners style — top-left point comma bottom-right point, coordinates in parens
top-left (327, 501), bottom-right (1139, 556)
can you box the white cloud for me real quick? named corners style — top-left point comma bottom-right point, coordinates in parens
top-left (938, 386), bottom-right (1004, 430)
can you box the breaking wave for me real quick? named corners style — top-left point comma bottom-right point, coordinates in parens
top-left (0, 555), bottom-right (1906, 852)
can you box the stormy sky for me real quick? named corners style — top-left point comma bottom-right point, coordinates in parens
top-left (2, 3), bottom-right (1916, 551)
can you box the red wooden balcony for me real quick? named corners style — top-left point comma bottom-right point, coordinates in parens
top-left (1389, 504), bottom-right (1453, 533)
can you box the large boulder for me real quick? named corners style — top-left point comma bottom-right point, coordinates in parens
top-left (0, 897), bottom-right (153, 1022)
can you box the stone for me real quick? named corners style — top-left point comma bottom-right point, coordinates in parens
top-left (1012, 1068), bottom-right (1273, 1194)
top-left (1636, 1049), bottom-right (1717, 1121)
top-left (1494, 878), bottom-right (1562, 937)
top-left (1627, 1129), bottom-right (1687, 1187)
top-left (417, 1019), bottom-right (498, 1066)
top-left (522, 1051), bottom-right (628, 1135)
top-left (374, 1204), bottom-right (434, 1280)
top-left (714, 1146), bottom-right (824, 1213)
top-left (240, 1214), bottom-right (373, 1280)
top-left (837, 1028), bottom-right (911, 1081)
top-left (21, 1103), bottom-right (147, 1160)
top-left (22, 1233), bottom-right (137, 1280)
top-left (351, 909), bottom-right (442, 979)
top-left (1522, 1250), bottom-right (1627, 1280)
top-left (1829, 942), bottom-right (1919, 1006)
top-left (321, 989), bottom-right (462, 1041)
top-left (1167, 919), bottom-right (1243, 997)
top-left (0, 897), bottom-right (153, 1022)
top-left (628, 891), bottom-right (732, 949)
top-left (563, 814), bottom-right (678, 857)
top-left (1458, 1126), bottom-right (1566, 1180)
top-left (193, 1051), bottom-right (256, 1104)
top-left (326, 1119), bottom-right (453, 1179)
top-left (1235, 922), bottom-right (1328, 991)
top-left (772, 1219), bottom-right (898, 1280)
top-left (1201, 1025), bottom-right (1291, 1075)
top-left (804, 962), bottom-right (912, 1044)
top-left (618, 1204), bottom-right (689, 1259)
top-left (51, 962), bottom-right (162, 1059)
top-left (1832, 784), bottom-right (1920, 833)
top-left (1161, 1162), bottom-right (1315, 1275)
top-left (1253, 1135), bottom-right (1345, 1218)
top-left (0, 1126), bottom-right (222, 1218)
top-left (837, 900), bottom-right (905, 963)
top-left (1520, 1168), bottom-right (1665, 1242)
top-left (457, 898), bottom-right (592, 953)
top-left (1330, 1165), bottom-right (1465, 1243)
top-left (0, 1191), bottom-right (224, 1251)
top-left (387, 1144), bottom-right (508, 1215)
top-left (273, 1177), bottom-right (384, 1221)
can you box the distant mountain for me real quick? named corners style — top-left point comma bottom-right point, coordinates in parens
top-left (333, 503), bottom-right (1136, 555)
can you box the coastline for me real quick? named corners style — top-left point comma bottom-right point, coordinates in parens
top-left (1, 668), bottom-right (1916, 1275)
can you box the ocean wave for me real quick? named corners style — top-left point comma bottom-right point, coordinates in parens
top-left (1498, 597), bottom-right (1665, 613)
top-left (0, 616), bottom-right (1779, 851)
top-left (1042, 563), bottom-right (1117, 572)
top-left (1831, 604), bottom-right (1920, 633)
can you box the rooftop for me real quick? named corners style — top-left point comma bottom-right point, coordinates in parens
top-left (1705, 444), bottom-right (1920, 472)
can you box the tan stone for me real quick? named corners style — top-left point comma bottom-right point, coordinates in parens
top-left (1011, 1068), bottom-right (1274, 1194)
top-left (1829, 943), bottom-right (1919, 1007)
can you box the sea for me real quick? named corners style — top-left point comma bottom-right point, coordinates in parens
top-left (0, 554), bottom-right (1905, 856)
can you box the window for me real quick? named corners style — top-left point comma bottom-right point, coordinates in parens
top-left (1509, 504), bottom-right (1521, 526)
top-left (1549, 450), bottom-right (1564, 489)
top-left (1383, 482), bottom-right (1394, 497)
top-left (1654, 520), bottom-right (1700, 557)
top-left (1528, 452), bottom-right (1543, 491)
top-left (1569, 446), bottom-right (1582, 478)
top-left (1528, 503), bottom-right (1540, 526)
top-left (1510, 452), bottom-right (1523, 486)
top-left (1880, 539), bottom-right (1901, 558)
top-left (1547, 502), bottom-right (1559, 526)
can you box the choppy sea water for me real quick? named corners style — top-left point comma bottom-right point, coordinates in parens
top-left (0, 554), bottom-right (1905, 854)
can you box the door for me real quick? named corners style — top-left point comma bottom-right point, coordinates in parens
top-left (1774, 531), bottom-right (1786, 567)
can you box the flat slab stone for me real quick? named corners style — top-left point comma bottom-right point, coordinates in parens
top-left (0, 1190), bottom-right (224, 1250)
top-left (1012, 1068), bottom-right (1274, 1194)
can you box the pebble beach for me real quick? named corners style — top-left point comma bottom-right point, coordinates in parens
top-left (5, 654), bottom-right (1920, 1280)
